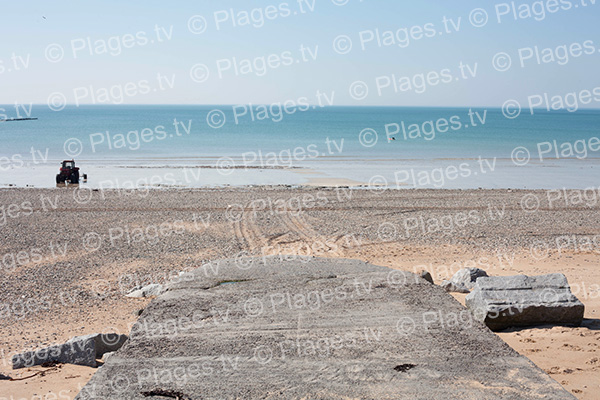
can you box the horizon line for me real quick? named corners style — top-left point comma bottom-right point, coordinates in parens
top-left (3, 104), bottom-right (600, 111)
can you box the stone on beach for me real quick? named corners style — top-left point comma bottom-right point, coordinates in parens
top-left (440, 280), bottom-right (470, 293)
top-left (12, 333), bottom-right (128, 369)
top-left (101, 352), bottom-right (115, 363)
top-left (12, 337), bottom-right (96, 369)
top-left (126, 283), bottom-right (164, 298)
top-left (450, 267), bottom-right (489, 290)
top-left (419, 270), bottom-right (434, 284)
top-left (68, 333), bottom-right (128, 358)
top-left (465, 273), bottom-right (585, 331)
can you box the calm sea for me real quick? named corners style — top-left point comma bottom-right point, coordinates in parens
top-left (1, 105), bottom-right (599, 189)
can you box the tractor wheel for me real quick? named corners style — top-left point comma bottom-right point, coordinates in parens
top-left (56, 174), bottom-right (62, 184)
top-left (70, 172), bottom-right (79, 184)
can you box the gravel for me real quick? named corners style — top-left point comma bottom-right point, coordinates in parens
top-left (0, 187), bottom-right (598, 354)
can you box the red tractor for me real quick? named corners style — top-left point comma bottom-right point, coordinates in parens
top-left (56, 160), bottom-right (86, 184)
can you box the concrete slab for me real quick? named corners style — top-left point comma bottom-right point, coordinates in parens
top-left (76, 256), bottom-right (575, 400)
top-left (466, 273), bottom-right (585, 331)
top-left (13, 337), bottom-right (96, 369)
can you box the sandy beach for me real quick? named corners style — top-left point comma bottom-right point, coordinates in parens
top-left (2, 0), bottom-right (598, 397)
top-left (0, 187), bottom-right (598, 399)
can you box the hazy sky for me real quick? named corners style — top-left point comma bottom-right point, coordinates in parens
top-left (1, 0), bottom-right (599, 106)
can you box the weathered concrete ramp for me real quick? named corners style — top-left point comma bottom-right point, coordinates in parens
top-left (77, 257), bottom-right (575, 400)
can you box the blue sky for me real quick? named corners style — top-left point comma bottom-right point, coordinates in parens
top-left (1, 0), bottom-right (599, 106)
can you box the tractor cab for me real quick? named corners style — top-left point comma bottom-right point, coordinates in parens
top-left (62, 160), bottom-right (76, 170)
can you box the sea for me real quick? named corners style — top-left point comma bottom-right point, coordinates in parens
top-left (1, 105), bottom-right (599, 189)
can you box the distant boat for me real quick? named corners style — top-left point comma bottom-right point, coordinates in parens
top-left (0, 118), bottom-right (38, 122)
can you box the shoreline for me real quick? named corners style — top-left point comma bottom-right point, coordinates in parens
top-left (2, 156), bottom-right (600, 190)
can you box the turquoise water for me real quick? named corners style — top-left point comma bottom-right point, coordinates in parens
top-left (1, 105), bottom-right (599, 188)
